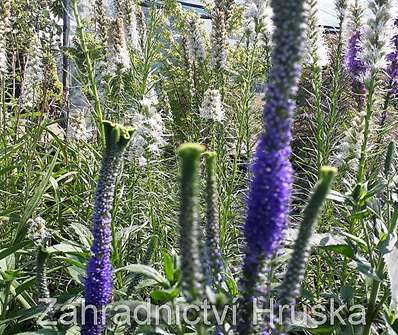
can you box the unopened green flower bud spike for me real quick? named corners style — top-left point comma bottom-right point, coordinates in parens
top-left (36, 246), bottom-right (50, 301)
top-left (178, 143), bottom-right (205, 302)
top-left (279, 167), bottom-right (337, 311)
top-left (384, 142), bottom-right (396, 178)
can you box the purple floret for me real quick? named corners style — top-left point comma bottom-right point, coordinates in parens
top-left (387, 19), bottom-right (398, 96)
top-left (345, 30), bottom-right (367, 106)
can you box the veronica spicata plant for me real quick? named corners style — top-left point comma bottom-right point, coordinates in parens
top-left (173, 144), bottom-right (336, 335)
top-left (82, 121), bottom-right (134, 335)
top-left (237, 1), bottom-right (307, 333)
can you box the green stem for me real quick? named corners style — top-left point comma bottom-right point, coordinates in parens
top-left (357, 76), bottom-right (376, 183)
top-left (362, 259), bottom-right (384, 335)
top-left (312, 63), bottom-right (324, 174)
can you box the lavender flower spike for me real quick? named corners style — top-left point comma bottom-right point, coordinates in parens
top-left (82, 121), bottom-right (134, 335)
top-left (386, 19), bottom-right (398, 97)
top-left (238, 1), bottom-right (307, 334)
top-left (345, 30), bottom-right (367, 107)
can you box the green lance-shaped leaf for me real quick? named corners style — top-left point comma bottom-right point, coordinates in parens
top-left (127, 234), bottom-right (159, 295)
top-left (279, 167), bottom-right (337, 307)
top-left (204, 151), bottom-right (224, 286)
top-left (384, 142), bottom-right (396, 178)
top-left (178, 143), bottom-right (205, 302)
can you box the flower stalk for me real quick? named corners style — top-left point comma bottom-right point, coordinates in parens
top-left (306, 0), bottom-right (328, 173)
top-left (0, 0), bottom-right (11, 76)
top-left (237, 1), bottom-right (307, 333)
top-left (278, 167), bottom-right (337, 312)
top-left (71, 0), bottom-right (105, 145)
top-left (178, 143), bottom-right (205, 302)
top-left (82, 121), bottom-right (134, 335)
top-left (204, 152), bottom-right (224, 287)
top-left (36, 247), bottom-right (50, 301)
top-left (322, 0), bottom-right (348, 165)
top-left (357, 0), bottom-right (392, 183)
top-left (211, 8), bottom-right (227, 88)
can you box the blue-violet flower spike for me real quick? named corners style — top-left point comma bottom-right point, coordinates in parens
top-left (82, 121), bottom-right (134, 335)
top-left (237, 1), bottom-right (307, 334)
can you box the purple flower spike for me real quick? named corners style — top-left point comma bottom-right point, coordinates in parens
top-left (237, 1), bottom-right (307, 334)
top-left (345, 30), bottom-right (367, 107)
top-left (82, 122), bottom-right (134, 335)
top-left (243, 139), bottom-right (293, 257)
top-left (387, 19), bottom-right (398, 96)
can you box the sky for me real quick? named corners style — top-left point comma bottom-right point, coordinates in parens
top-left (318, 0), bottom-right (339, 26)
top-left (318, 0), bottom-right (369, 26)
top-left (184, 0), bottom-right (369, 28)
